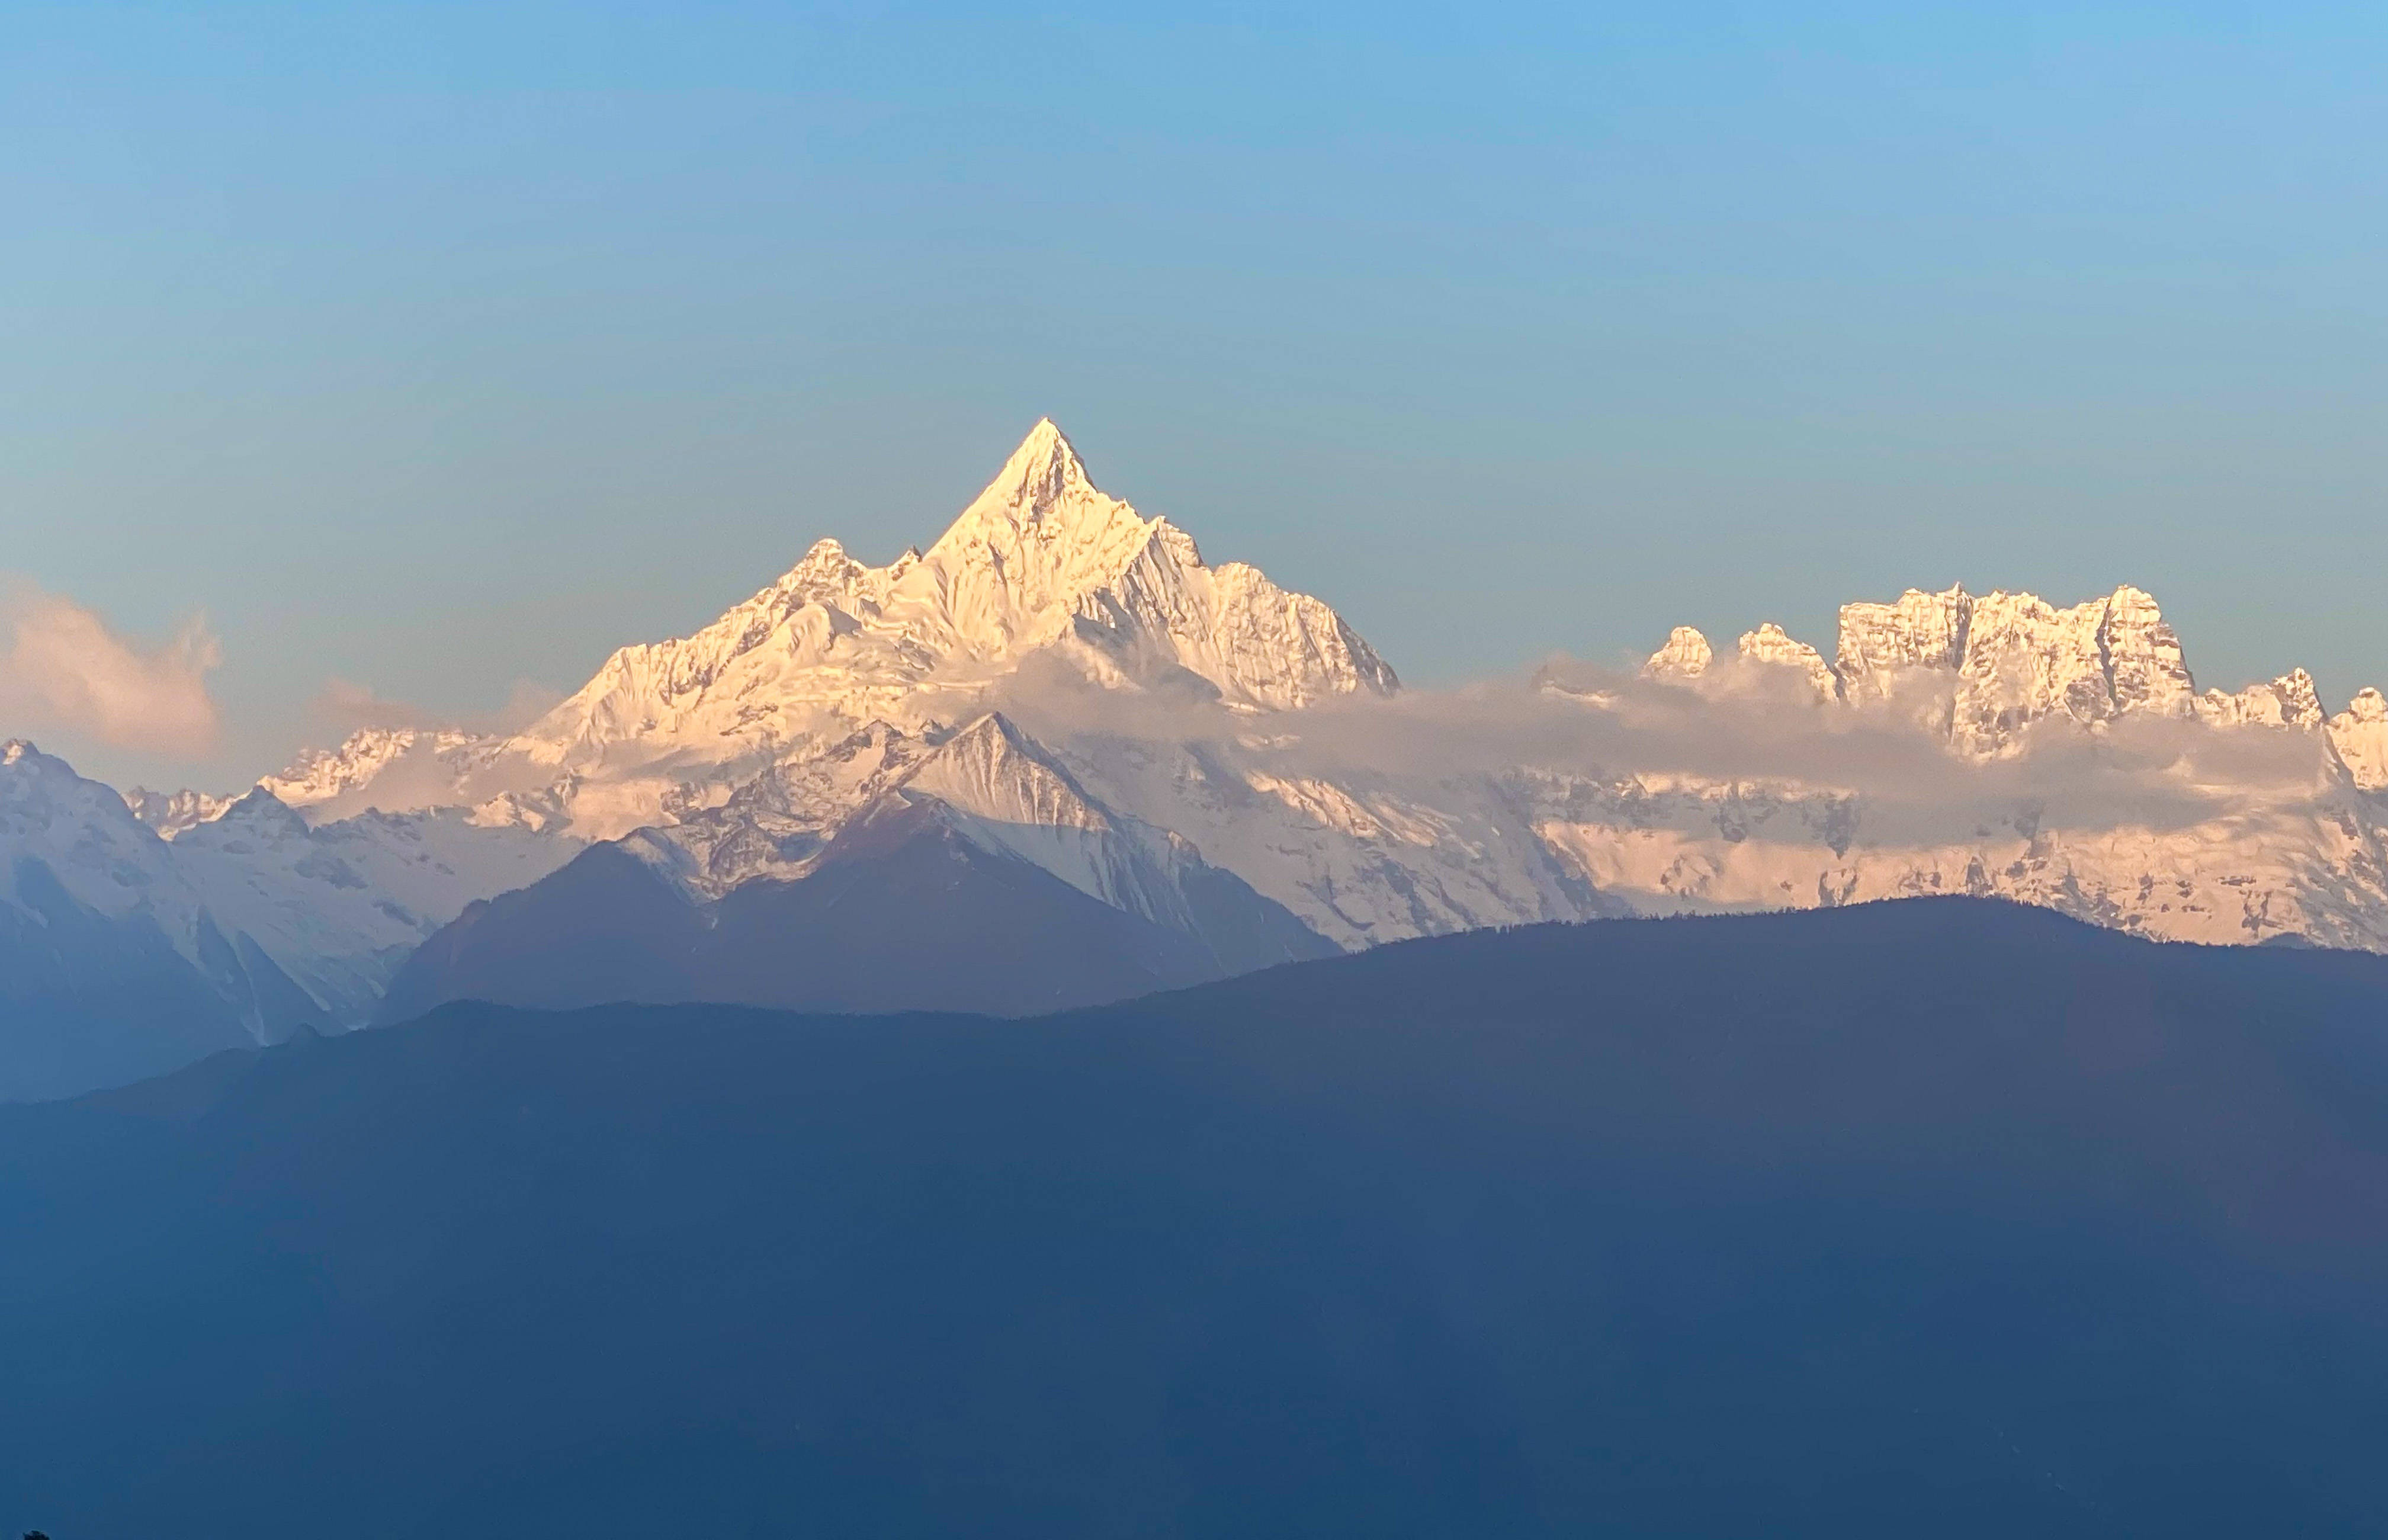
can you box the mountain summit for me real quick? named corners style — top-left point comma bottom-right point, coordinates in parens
top-left (500, 420), bottom-right (1396, 823)
top-left (958, 415), bottom-right (1098, 521)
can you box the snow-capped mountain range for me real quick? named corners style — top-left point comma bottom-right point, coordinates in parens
top-left (0, 737), bottom-right (570, 1098)
top-left (1646, 582), bottom-right (2388, 787)
top-left (258, 421), bottom-right (1396, 839)
top-left (12, 417), bottom-right (2388, 1095)
top-left (4, 741), bottom-right (560, 1021)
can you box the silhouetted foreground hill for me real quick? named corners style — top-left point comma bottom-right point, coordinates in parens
top-left (7, 899), bottom-right (2388, 1537)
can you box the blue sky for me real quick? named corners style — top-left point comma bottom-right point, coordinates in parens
top-left (5, 1), bottom-right (2385, 788)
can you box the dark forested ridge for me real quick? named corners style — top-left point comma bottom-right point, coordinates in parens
top-left (8, 898), bottom-right (2388, 1537)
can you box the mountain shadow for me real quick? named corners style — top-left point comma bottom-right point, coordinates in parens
top-left (0, 856), bottom-right (304, 1102)
top-left (378, 793), bottom-right (1336, 1024)
top-left (9, 898), bottom-right (2388, 1536)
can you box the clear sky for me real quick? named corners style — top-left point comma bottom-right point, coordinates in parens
top-left (5, 1), bottom-right (2384, 790)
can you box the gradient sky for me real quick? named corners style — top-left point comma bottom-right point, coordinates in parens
top-left (5, 1), bottom-right (2385, 790)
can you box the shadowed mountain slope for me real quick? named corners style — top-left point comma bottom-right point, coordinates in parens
top-left (8, 899), bottom-right (2388, 1536)
top-left (376, 784), bottom-right (1336, 1024)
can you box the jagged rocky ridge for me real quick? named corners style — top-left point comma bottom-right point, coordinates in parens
top-left (21, 419), bottom-right (2388, 1095)
top-left (1565, 589), bottom-right (2388, 946)
top-left (1676, 582), bottom-right (2350, 759)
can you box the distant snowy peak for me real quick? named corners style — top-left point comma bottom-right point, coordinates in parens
top-left (1, 740), bottom-right (187, 923)
top-left (514, 419), bottom-right (1396, 775)
top-left (1639, 624), bottom-right (1833, 701)
top-left (1642, 627), bottom-right (1712, 681)
top-left (2198, 669), bottom-right (2325, 732)
top-left (2329, 689), bottom-right (2388, 792)
top-left (1648, 583), bottom-right (2374, 760)
top-left (1, 734), bottom-right (579, 1065)
top-left (1834, 583), bottom-right (2194, 749)
top-left (201, 785), bottom-right (314, 839)
top-left (122, 785), bottom-right (238, 839)
top-left (261, 726), bottom-right (496, 812)
top-left (1737, 624), bottom-right (1837, 701)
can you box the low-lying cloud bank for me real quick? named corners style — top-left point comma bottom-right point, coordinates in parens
top-left (992, 649), bottom-right (2345, 843)
top-left (0, 582), bottom-right (222, 758)
top-left (168, 631), bottom-right (2360, 861)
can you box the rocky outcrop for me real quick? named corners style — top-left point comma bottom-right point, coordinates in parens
top-left (1642, 626), bottom-right (1712, 681)
top-left (1737, 624), bottom-right (1837, 701)
top-left (2329, 689), bottom-right (2388, 792)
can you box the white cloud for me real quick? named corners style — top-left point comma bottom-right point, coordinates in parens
top-left (0, 583), bottom-right (223, 758)
top-left (989, 650), bottom-right (2337, 842)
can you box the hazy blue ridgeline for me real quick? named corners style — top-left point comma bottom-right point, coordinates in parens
top-left (5, 899), bottom-right (2388, 1535)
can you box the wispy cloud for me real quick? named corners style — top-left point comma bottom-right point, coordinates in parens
top-left (0, 583), bottom-right (223, 758)
top-left (990, 650), bottom-right (2339, 842)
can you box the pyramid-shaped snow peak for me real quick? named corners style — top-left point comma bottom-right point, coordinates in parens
top-left (961, 416), bottom-right (1097, 521)
top-left (896, 713), bottom-right (1114, 836)
top-left (511, 421), bottom-right (1398, 784)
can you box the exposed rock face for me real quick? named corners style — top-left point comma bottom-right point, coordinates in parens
top-left (1736, 624), bottom-right (1838, 701)
top-left (2097, 584), bottom-right (2197, 721)
top-left (1687, 583), bottom-right (2213, 754)
top-left (1950, 591), bottom-right (2114, 753)
top-left (2329, 689), bottom-right (2388, 792)
top-left (1643, 626), bottom-right (1713, 681)
top-left (2198, 669), bottom-right (2326, 731)
top-left (1835, 585), bottom-right (1973, 707)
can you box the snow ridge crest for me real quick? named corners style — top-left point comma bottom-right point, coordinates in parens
top-left (496, 420), bottom-right (1396, 816)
